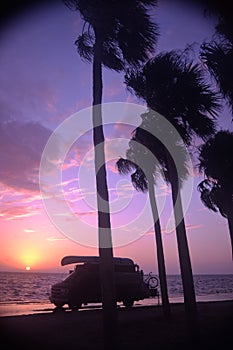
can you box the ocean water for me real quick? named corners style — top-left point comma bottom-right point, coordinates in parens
top-left (0, 272), bottom-right (232, 305)
top-left (0, 272), bottom-right (67, 304)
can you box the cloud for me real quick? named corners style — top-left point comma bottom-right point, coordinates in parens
top-left (0, 204), bottom-right (40, 220)
top-left (75, 211), bottom-right (97, 217)
top-left (106, 161), bottom-right (119, 174)
top-left (186, 224), bottom-right (203, 230)
top-left (24, 229), bottom-right (35, 233)
top-left (0, 184), bottom-right (43, 220)
top-left (45, 236), bottom-right (67, 242)
top-left (144, 223), bottom-right (203, 236)
top-left (0, 120), bottom-right (51, 192)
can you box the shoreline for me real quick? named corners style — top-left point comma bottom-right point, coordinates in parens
top-left (0, 292), bottom-right (232, 317)
top-left (1, 300), bottom-right (233, 350)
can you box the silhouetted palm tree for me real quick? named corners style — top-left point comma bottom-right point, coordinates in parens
top-left (200, 2), bottom-right (233, 116)
top-left (198, 130), bottom-right (233, 259)
top-left (200, 42), bottom-right (233, 115)
top-left (116, 135), bottom-right (172, 319)
top-left (125, 50), bottom-right (220, 329)
top-left (64, 1), bottom-right (158, 347)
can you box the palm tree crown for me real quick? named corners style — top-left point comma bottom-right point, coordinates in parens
top-left (65, 0), bottom-right (159, 71)
top-left (125, 50), bottom-right (220, 144)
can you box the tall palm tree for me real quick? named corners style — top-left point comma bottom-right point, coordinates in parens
top-left (198, 130), bottom-right (233, 259)
top-left (116, 135), bottom-right (172, 319)
top-left (64, 1), bottom-right (158, 347)
top-left (200, 2), bottom-right (233, 116)
top-left (125, 50), bottom-right (220, 329)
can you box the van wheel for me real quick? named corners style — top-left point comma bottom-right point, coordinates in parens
top-left (68, 302), bottom-right (82, 311)
top-left (123, 299), bottom-right (134, 308)
top-left (54, 302), bottom-right (65, 308)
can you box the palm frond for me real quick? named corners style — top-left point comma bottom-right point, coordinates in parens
top-left (124, 69), bottom-right (146, 99)
top-left (63, 0), bottom-right (79, 11)
top-left (186, 113), bottom-right (216, 141)
top-left (201, 41), bottom-right (233, 113)
top-left (131, 169), bottom-right (148, 193)
top-left (198, 130), bottom-right (233, 191)
top-left (116, 158), bottom-right (136, 175)
top-left (75, 32), bottom-right (94, 61)
top-left (197, 179), bottom-right (218, 212)
top-left (198, 179), bottom-right (232, 218)
top-left (117, 11), bottom-right (158, 67)
top-left (116, 157), bottom-right (148, 193)
top-left (102, 40), bottom-right (124, 72)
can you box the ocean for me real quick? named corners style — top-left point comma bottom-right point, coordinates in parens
top-left (0, 272), bottom-right (232, 307)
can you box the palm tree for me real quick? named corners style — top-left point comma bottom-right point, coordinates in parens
top-left (125, 50), bottom-right (220, 329)
top-left (200, 2), bottom-right (233, 116)
top-left (200, 42), bottom-right (233, 115)
top-left (116, 135), bottom-right (172, 319)
top-left (64, 1), bottom-right (158, 347)
top-left (198, 130), bottom-right (233, 259)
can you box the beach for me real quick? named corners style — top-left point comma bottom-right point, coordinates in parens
top-left (1, 300), bottom-right (233, 350)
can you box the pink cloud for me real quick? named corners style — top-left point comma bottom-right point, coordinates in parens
top-left (0, 120), bottom-right (51, 192)
top-left (186, 224), bottom-right (203, 230)
top-left (0, 204), bottom-right (40, 221)
top-left (45, 236), bottom-right (67, 242)
top-left (106, 161), bottom-right (119, 174)
top-left (75, 211), bottom-right (97, 217)
top-left (145, 223), bottom-right (203, 236)
top-left (0, 186), bottom-right (39, 220)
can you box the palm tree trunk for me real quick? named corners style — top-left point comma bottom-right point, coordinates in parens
top-left (93, 28), bottom-right (117, 349)
top-left (147, 174), bottom-right (171, 319)
top-left (227, 208), bottom-right (233, 260)
top-left (166, 152), bottom-right (198, 332)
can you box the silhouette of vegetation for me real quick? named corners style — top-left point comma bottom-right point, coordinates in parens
top-left (62, 0), bottom-right (232, 345)
top-left (64, 1), bottom-right (159, 348)
top-left (125, 50), bottom-right (220, 329)
top-left (200, 1), bottom-right (233, 117)
top-left (116, 133), bottom-right (172, 319)
top-left (201, 42), bottom-right (233, 116)
top-left (198, 130), bottom-right (233, 259)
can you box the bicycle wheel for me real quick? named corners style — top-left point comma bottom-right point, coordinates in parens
top-left (148, 276), bottom-right (158, 288)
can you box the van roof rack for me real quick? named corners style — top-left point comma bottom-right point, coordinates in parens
top-left (61, 256), bottom-right (134, 266)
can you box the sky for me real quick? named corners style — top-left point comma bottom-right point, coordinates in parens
top-left (0, 0), bottom-right (232, 274)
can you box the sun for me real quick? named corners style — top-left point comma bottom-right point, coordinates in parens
top-left (25, 266), bottom-right (31, 271)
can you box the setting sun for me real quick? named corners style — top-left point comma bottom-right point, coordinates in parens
top-left (18, 247), bottom-right (41, 270)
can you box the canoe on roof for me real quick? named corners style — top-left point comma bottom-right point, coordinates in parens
top-left (61, 256), bottom-right (134, 266)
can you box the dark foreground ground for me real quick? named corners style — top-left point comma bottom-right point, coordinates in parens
top-left (1, 301), bottom-right (233, 350)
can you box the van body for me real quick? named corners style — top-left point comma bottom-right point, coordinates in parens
top-left (50, 256), bottom-right (150, 309)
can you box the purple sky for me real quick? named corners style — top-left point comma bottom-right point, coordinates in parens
top-left (0, 0), bottom-right (232, 274)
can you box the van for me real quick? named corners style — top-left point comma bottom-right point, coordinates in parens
top-left (50, 256), bottom-right (150, 310)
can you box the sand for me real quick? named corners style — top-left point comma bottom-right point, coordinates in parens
top-left (1, 301), bottom-right (233, 350)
